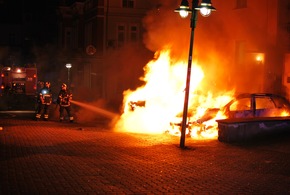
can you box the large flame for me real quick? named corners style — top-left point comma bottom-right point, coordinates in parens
top-left (113, 49), bottom-right (234, 139)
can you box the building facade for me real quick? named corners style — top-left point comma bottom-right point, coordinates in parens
top-left (57, 0), bottom-right (157, 107)
top-left (211, 0), bottom-right (290, 96)
top-left (57, 0), bottom-right (290, 107)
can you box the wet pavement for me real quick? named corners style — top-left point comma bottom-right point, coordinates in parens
top-left (1, 116), bottom-right (290, 194)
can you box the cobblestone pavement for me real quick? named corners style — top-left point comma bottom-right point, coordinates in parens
top-left (1, 116), bottom-right (290, 194)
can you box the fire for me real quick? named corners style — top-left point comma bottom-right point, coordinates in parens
top-left (113, 49), bottom-right (233, 139)
top-left (280, 110), bottom-right (290, 117)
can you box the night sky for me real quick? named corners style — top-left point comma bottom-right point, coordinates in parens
top-left (0, 0), bottom-right (59, 46)
top-left (0, 0), bottom-right (59, 23)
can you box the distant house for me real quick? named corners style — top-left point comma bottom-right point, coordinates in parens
top-left (57, 0), bottom-right (157, 108)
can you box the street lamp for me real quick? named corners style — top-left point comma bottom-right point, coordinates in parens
top-left (65, 63), bottom-right (72, 86)
top-left (175, 0), bottom-right (216, 148)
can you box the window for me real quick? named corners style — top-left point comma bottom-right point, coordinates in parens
top-left (130, 25), bottom-right (138, 42)
top-left (255, 97), bottom-right (275, 109)
top-left (287, 22), bottom-right (290, 34)
top-left (85, 23), bottom-right (92, 47)
top-left (122, 0), bottom-right (134, 8)
top-left (117, 25), bottom-right (125, 47)
top-left (229, 98), bottom-right (251, 111)
top-left (66, 31), bottom-right (71, 45)
top-left (84, 0), bottom-right (93, 11)
top-left (65, 29), bottom-right (72, 48)
top-left (235, 41), bottom-right (245, 66)
top-left (236, 0), bottom-right (247, 9)
top-left (23, 13), bottom-right (32, 22)
top-left (77, 64), bottom-right (84, 86)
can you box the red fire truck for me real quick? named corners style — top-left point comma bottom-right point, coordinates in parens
top-left (0, 65), bottom-right (38, 110)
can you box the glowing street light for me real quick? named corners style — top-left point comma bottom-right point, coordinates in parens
top-left (65, 63), bottom-right (72, 86)
top-left (175, 0), bottom-right (216, 148)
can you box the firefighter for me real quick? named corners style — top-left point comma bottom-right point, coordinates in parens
top-left (37, 81), bottom-right (44, 91)
top-left (57, 83), bottom-right (74, 122)
top-left (35, 81), bottom-right (52, 121)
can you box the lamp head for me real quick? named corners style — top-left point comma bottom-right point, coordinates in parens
top-left (174, 0), bottom-right (192, 18)
top-left (196, 0), bottom-right (216, 17)
top-left (66, 63), bottom-right (72, 69)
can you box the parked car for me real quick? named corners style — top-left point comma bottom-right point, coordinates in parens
top-left (220, 93), bottom-right (290, 118)
top-left (171, 93), bottom-right (290, 135)
top-left (128, 93), bottom-right (290, 135)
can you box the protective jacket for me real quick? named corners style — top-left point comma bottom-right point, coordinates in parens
top-left (39, 87), bottom-right (52, 105)
top-left (58, 89), bottom-right (72, 107)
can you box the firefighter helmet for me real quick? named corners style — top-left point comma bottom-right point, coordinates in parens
top-left (61, 83), bottom-right (67, 88)
top-left (45, 81), bottom-right (50, 86)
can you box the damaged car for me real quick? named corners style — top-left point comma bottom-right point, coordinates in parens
top-left (127, 93), bottom-right (290, 136)
top-left (220, 93), bottom-right (290, 119)
top-left (171, 93), bottom-right (290, 135)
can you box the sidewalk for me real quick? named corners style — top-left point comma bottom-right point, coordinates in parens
top-left (1, 117), bottom-right (290, 194)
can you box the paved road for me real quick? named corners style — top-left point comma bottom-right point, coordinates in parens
top-left (1, 116), bottom-right (290, 194)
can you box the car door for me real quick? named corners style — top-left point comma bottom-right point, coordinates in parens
top-left (254, 96), bottom-right (276, 117)
top-left (226, 97), bottom-right (254, 118)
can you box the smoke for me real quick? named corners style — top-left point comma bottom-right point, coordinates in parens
top-left (141, 1), bottom-right (234, 94)
top-left (44, 1), bottom-right (290, 125)
top-left (141, 0), bottom-right (289, 95)
top-left (142, 1), bottom-right (189, 60)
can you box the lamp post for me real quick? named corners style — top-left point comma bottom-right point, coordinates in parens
top-left (175, 0), bottom-right (216, 148)
top-left (65, 63), bottom-right (72, 86)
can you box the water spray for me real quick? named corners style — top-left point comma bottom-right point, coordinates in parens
top-left (71, 100), bottom-right (119, 119)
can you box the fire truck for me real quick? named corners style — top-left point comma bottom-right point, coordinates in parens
top-left (0, 65), bottom-right (38, 110)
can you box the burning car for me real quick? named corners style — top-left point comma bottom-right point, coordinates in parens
top-left (194, 93), bottom-right (290, 121)
top-left (114, 50), bottom-right (290, 139)
top-left (218, 93), bottom-right (290, 119)
top-left (212, 93), bottom-right (289, 125)
top-left (129, 100), bottom-right (146, 111)
top-left (126, 93), bottom-right (290, 137)
top-left (168, 93), bottom-right (290, 137)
